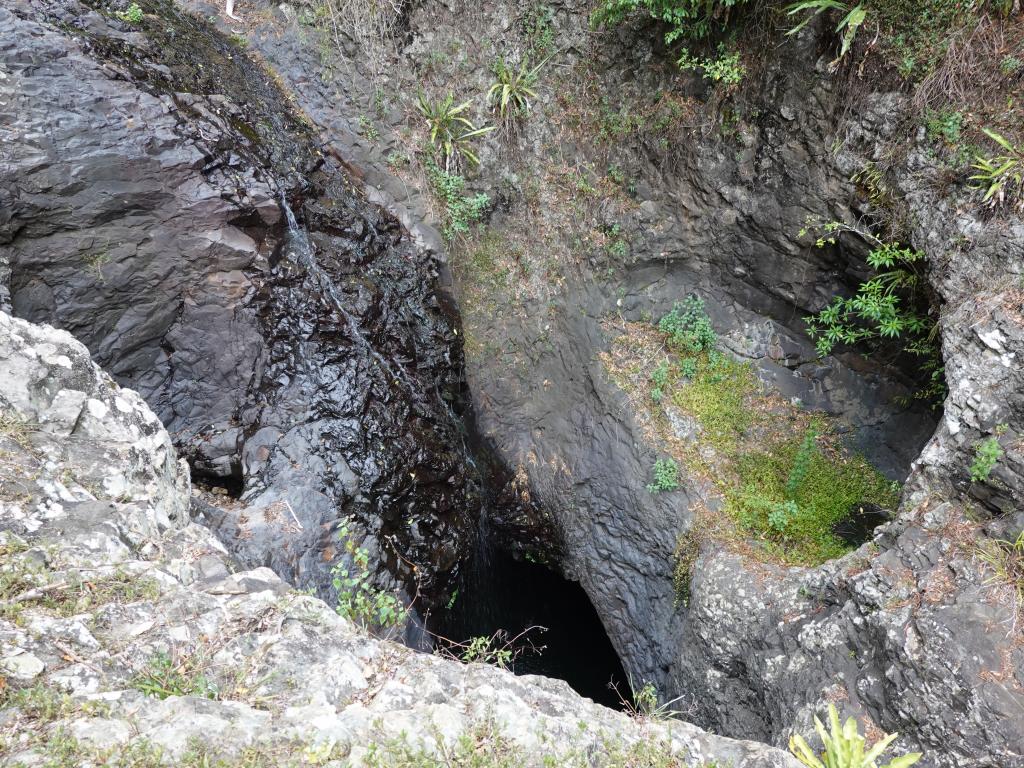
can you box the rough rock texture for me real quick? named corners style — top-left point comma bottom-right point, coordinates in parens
top-left (0, 0), bottom-right (478, 610)
top-left (172, 1), bottom-right (1024, 765)
top-left (0, 312), bottom-right (799, 768)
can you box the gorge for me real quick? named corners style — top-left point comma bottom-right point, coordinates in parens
top-left (2, 0), bottom-right (1024, 766)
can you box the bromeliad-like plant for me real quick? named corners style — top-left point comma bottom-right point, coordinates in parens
top-left (970, 128), bottom-right (1024, 214)
top-left (785, 0), bottom-right (867, 71)
top-left (789, 704), bottom-right (922, 768)
top-left (416, 93), bottom-right (494, 171)
top-left (487, 57), bottom-right (546, 123)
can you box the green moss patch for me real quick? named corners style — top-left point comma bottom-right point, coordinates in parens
top-left (600, 301), bottom-right (900, 567)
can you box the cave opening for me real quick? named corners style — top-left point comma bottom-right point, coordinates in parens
top-left (436, 545), bottom-right (630, 710)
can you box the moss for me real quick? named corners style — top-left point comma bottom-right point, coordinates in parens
top-left (728, 432), bottom-right (899, 565)
top-left (670, 351), bottom-right (759, 452)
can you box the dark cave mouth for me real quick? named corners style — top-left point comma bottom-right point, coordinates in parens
top-left (436, 547), bottom-right (631, 710)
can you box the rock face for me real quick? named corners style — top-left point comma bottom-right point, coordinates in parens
top-left (165, 0), bottom-right (1024, 765)
top-left (0, 0), bottom-right (477, 609)
top-left (0, 312), bottom-right (799, 768)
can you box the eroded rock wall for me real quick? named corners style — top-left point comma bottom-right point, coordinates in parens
top-left (0, 311), bottom-right (799, 768)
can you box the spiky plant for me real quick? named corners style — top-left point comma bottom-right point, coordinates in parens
top-left (970, 129), bottom-right (1024, 213)
top-left (785, 0), bottom-right (867, 70)
top-left (416, 93), bottom-right (494, 171)
top-left (487, 57), bottom-right (546, 123)
top-left (789, 704), bottom-right (922, 768)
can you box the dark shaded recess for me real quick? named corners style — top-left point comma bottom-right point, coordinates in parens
top-left (832, 502), bottom-right (892, 547)
top-left (438, 546), bottom-right (630, 710)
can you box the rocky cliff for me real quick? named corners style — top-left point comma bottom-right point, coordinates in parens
top-left (2, 0), bottom-right (1023, 766)
top-left (0, 311), bottom-right (797, 767)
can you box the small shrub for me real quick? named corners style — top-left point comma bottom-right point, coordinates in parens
top-left (591, 0), bottom-right (751, 43)
top-left (115, 2), bottom-right (144, 23)
top-left (924, 110), bottom-right (963, 146)
top-left (658, 297), bottom-right (716, 354)
top-left (331, 518), bottom-right (406, 630)
top-left (426, 161), bottom-right (490, 240)
top-left (1001, 56), bottom-right (1023, 76)
top-left (970, 129), bottom-right (1024, 214)
top-left (650, 360), bottom-right (670, 402)
top-left (416, 94), bottom-right (494, 171)
top-left (677, 46), bottom-right (745, 88)
top-left (679, 357), bottom-right (698, 379)
top-left (785, 0), bottom-right (867, 70)
top-left (520, 2), bottom-right (556, 59)
top-left (487, 57), bottom-right (545, 123)
top-left (801, 220), bottom-right (943, 406)
top-left (970, 436), bottom-right (1003, 483)
top-left (647, 457), bottom-right (679, 493)
top-left (789, 703), bottom-right (922, 768)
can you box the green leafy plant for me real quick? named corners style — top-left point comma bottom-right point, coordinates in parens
top-left (650, 360), bottom-right (670, 402)
top-left (416, 94), bottom-right (494, 171)
top-left (487, 57), bottom-right (546, 123)
top-left (677, 45), bottom-right (745, 87)
top-left (590, 0), bottom-right (750, 43)
top-left (331, 518), bottom-right (406, 630)
top-left (658, 297), bottom-right (717, 354)
top-left (115, 2), bottom-right (144, 23)
top-left (460, 636), bottom-right (514, 668)
top-left (970, 436), bottom-right (1003, 482)
top-left (970, 129), bottom-right (1024, 213)
top-left (789, 703), bottom-right (922, 768)
top-left (785, 0), bottom-right (867, 70)
top-left (786, 427), bottom-right (819, 499)
top-left (425, 160), bottom-right (490, 240)
top-left (924, 110), bottom-right (964, 146)
top-left (647, 457), bottom-right (680, 493)
top-left (521, 2), bottom-right (556, 59)
top-left (802, 221), bottom-right (943, 405)
top-left (133, 652), bottom-right (217, 700)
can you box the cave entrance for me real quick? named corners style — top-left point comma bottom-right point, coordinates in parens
top-left (436, 546), bottom-right (630, 710)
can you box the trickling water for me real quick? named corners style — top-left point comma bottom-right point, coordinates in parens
top-left (279, 196), bottom-right (415, 395)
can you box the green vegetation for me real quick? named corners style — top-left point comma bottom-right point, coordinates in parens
top-left (925, 109), bottom-right (964, 146)
top-left (590, 0), bottom-right (750, 43)
top-left (331, 517), bottom-right (406, 630)
top-left (977, 530), bottom-right (1024, 612)
top-left (603, 297), bottom-right (900, 566)
top-left (647, 457), bottom-right (680, 493)
top-left (801, 220), bottom-right (944, 406)
top-left (425, 161), bottom-right (491, 240)
top-left (671, 352), bottom-right (757, 448)
top-left (488, 57), bottom-right (545, 123)
top-left (520, 2), bottom-right (556, 59)
top-left (789, 703), bottom-right (922, 768)
top-left (786, 0), bottom-right (867, 70)
top-left (416, 93), bottom-right (494, 170)
top-left (970, 129), bottom-right (1024, 214)
top-left (676, 46), bottom-right (745, 87)
top-left (970, 435), bottom-right (1003, 482)
top-left (133, 651), bottom-right (218, 700)
top-left (115, 2), bottom-right (144, 24)
top-left (658, 296), bottom-right (717, 353)
top-left (730, 427), bottom-right (898, 563)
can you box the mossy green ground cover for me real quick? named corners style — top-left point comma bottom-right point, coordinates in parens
top-left (601, 304), bottom-right (898, 566)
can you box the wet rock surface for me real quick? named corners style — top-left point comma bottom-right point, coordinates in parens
top-left (0, 0), bottom-right (476, 608)
top-left (0, 312), bottom-right (800, 768)
top-left (173, 1), bottom-right (1024, 764)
